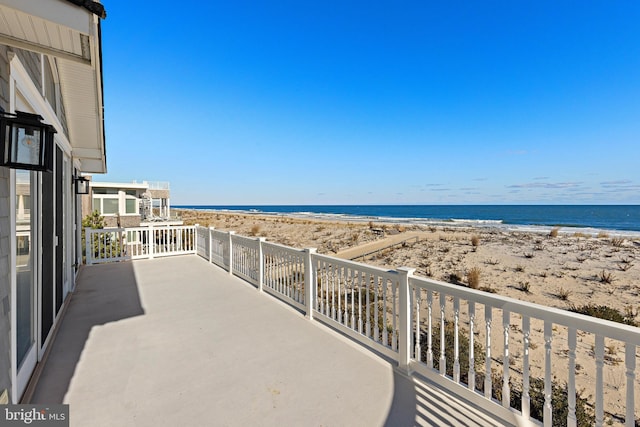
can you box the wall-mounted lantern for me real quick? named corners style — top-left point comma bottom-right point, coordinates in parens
top-left (0, 111), bottom-right (56, 172)
top-left (74, 175), bottom-right (90, 195)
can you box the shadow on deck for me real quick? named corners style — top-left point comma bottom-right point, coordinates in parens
top-left (29, 256), bottom-right (506, 426)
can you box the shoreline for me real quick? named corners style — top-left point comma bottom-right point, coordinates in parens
top-left (175, 206), bottom-right (640, 238)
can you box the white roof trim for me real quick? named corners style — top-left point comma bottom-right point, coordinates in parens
top-left (0, 0), bottom-right (106, 173)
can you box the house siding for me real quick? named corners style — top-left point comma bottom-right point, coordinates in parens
top-left (0, 45), bottom-right (12, 402)
top-left (14, 50), bottom-right (42, 95)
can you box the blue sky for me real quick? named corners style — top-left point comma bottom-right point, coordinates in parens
top-left (99, 1), bottom-right (640, 205)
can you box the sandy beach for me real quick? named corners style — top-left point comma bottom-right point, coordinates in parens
top-left (175, 208), bottom-right (640, 424)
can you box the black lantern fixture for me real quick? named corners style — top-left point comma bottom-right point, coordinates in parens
top-left (0, 111), bottom-right (56, 172)
top-left (74, 175), bottom-right (90, 195)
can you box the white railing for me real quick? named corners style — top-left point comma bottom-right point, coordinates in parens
top-left (85, 225), bottom-right (197, 265)
top-left (262, 241), bottom-right (306, 311)
top-left (195, 227), bottom-right (640, 427)
top-left (84, 225), bottom-right (640, 425)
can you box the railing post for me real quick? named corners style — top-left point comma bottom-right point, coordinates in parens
top-left (303, 248), bottom-right (317, 319)
top-left (257, 238), bottom-right (266, 292)
top-left (397, 267), bottom-right (415, 373)
top-left (85, 227), bottom-right (92, 265)
top-left (227, 231), bottom-right (235, 275)
top-left (625, 343), bottom-right (636, 427)
top-left (148, 225), bottom-right (155, 259)
top-left (209, 227), bottom-right (214, 263)
top-left (193, 224), bottom-right (199, 254)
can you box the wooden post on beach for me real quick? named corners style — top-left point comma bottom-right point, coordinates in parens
top-left (397, 267), bottom-right (415, 373)
top-left (304, 248), bottom-right (317, 320)
top-left (227, 231), bottom-right (235, 275)
top-left (257, 238), bottom-right (266, 292)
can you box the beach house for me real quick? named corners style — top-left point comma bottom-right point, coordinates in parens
top-left (0, 0), bottom-right (106, 403)
top-left (82, 179), bottom-right (177, 227)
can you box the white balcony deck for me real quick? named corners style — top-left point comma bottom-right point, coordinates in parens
top-left (28, 255), bottom-right (505, 426)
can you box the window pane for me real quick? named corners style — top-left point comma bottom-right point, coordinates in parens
top-left (125, 199), bottom-right (136, 214)
top-left (103, 198), bottom-right (119, 214)
top-left (92, 198), bottom-right (101, 212)
top-left (92, 188), bottom-right (118, 195)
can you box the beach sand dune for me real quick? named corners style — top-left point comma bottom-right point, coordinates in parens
top-left (176, 209), bottom-right (640, 424)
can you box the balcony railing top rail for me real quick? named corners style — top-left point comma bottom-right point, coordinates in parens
top-left (83, 224), bottom-right (640, 426)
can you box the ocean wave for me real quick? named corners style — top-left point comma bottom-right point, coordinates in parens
top-left (449, 218), bottom-right (504, 225)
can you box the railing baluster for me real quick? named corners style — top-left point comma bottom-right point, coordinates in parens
top-left (392, 277), bottom-right (397, 351)
top-left (522, 316), bottom-right (530, 420)
top-left (595, 335), bottom-right (604, 427)
top-left (372, 276), bottom-right (379, 342)
top-left (357, 270), bottom-right (363, 334)
top-left (440, 292), bottom-right (446, 376)
top-left (454, 297), bottom-right (460, 383)
top-left (468, 301), bottom-right (476, 391)
top-left (350, 268), bottom-right (355, 329)
top-left (544, 321), bottom-right (553, 427)
top-left (382, 275), bottom-right (388, 346)
top-left (485, 305), bottom-right (492, 399)
top-left (427, 289), bottom-right (433, 369)
top-left (567, 328), bottom-right (577, 427)
top-left (502, 310), bottom-right (510, 408)
top-left (414, 287), bottom-right (421, 361)
top-left (325, 262), bottom-right (330, 317)
top-left (625, 343), bottom-right (636, 427)
top-left (337, 266), bottom-right (342, 324)
top-left (366, 273), bottom-right (371, 339)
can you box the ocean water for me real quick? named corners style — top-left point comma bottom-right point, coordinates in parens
top-left (175, 205), bottom-right (640, 236)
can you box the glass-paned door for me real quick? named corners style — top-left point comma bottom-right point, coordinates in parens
top-left (15, 169), bottom-right (37, 397)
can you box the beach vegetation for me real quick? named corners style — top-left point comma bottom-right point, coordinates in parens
top-left (484, 258), bottom-right (499, 266)
top-left (249, 224), bottom-right (261, 236)
top-left (610, 236), bottom-right (625, 247)
top-left (466, 267), bottom-right (481, 289)
top-left (447, 272), bottom-right (462, 284)
top-left (617, 261), bottom-right (634, 272)
top-left (597, 231), bottom-right (610, 239)
top-left (517, 281), bottom-right (531, 293)
top-left (549, 227), bottom-right (560, 238)
top-left (598, 270), bottom-right (616, 284)
top-left (523, 252), bottom-right (534, 259)
top-left (569, 304), bottom-right (638, 327)
top-left (573, 232), bottom-right (590, 238)
top-left (514, 265), bottom-right (525, 273)
top-left (470, 235), bottom-right (480, 249)
top-left (556, 287), bottom-right (571, 301)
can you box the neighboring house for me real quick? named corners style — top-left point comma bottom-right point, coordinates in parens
top-left (82, 180), bottom-right (177, 228)
top-left (0, 0), bottom-right (106, 403)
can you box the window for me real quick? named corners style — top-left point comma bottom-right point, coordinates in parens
top-left (125, 199), bottom-right (137, 214)
top-left (102, 198), bottom-right (119, 214)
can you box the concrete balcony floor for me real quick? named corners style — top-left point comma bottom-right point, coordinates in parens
top-left (30, 256), bottom-right (506, 426)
